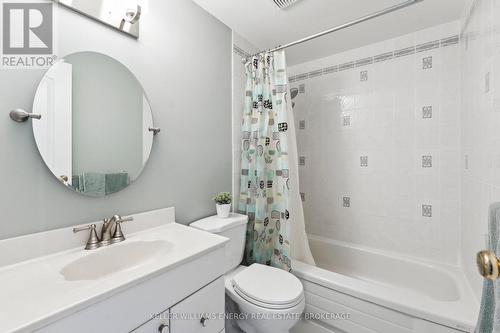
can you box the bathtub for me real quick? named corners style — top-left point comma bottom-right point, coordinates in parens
top-left (291, 235), bottom-right (479, 333)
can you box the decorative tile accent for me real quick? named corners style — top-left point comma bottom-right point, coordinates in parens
top-left (356, 57), bottom-right (373, 67)
top-left (423, 56), bottom-right (433, 70)
top-left (339, 61), bottom-right (355, 71)
top-left (288, 35), bottom-right (458, 82)
top-left (416, 40), bottom-right (440, 53)
top-left (422, 156), bottom-right (433, 168)
top-left (299, 156), bottom-right (306, 166)
top-left (394, 46), bottom-right (415, 58)
top-left (422, 205), bottom-right (433, 218)
top-left (422, 106), bottom-right (433, 119)
top-left (300, 192), bottom-right (305, 202)
top-left (360, 156), bottom-right (368, 167)
top-left (299, 120), bottom-right (306, 130)
top-left (299, 84), bottom-right (306, 94)
top-left (440, 35), bottom-right (459, 47)
top-left (343, 114), bottom-right (351, 127)
top-left (293, 73), bottom-right (308, 82)
top-left (309, 69), bottom-right (323, 78)
top-left (343, 197), bottom-right (351, 208)
top-left (360, 70), bottom-right (368, 82)
top-left (324, 65), bottom-right (338, 74)
top-left (374, 52), bottom-right (394, 63)
top-left (486, 72), bottom-right (490, 93)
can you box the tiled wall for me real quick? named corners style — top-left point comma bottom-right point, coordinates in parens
top-left (288, 22), bottom-right (462, 264)
top-left (232, 33), bottom-right (258, 209)
top-left (460, 0), bottom-right (500, 298)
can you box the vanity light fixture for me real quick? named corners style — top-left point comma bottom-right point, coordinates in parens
top-left (120, 5), bottom-right (142, 28)
top-left (54, 0), bottom-right (142, 38)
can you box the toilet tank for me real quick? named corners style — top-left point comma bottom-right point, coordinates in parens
top-left (190, 213), bottom-right (248, 273)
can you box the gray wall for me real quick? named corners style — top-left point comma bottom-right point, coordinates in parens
top-left (0, 0), bottom-right (232, 239)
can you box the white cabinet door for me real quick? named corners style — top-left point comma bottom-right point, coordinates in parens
top-left (131, 310), bottom-right (169, 333)
top-left (170, 277), bottom-right (225, 333)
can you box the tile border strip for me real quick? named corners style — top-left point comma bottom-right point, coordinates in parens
top-left (288, 35), bottom-right (459, 83)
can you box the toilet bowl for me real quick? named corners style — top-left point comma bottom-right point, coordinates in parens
top-left (225, 265), bottom-right (305, 333)
top-left (190, 214), bottom-right (305, 333)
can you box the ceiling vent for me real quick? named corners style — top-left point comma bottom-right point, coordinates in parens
top-left (272, 0), bottom-right (301, 9)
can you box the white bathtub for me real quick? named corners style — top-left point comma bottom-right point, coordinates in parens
top-left (291, 235), bottom-right (479, 333)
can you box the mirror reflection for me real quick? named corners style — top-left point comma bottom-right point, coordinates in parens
top-left (32, 51), bottom-right (154, 197)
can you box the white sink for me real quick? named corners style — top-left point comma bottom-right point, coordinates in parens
top-left (60, 240), bottom-right (172, 281)
top-left (0, 207), bottom-right (229, 333)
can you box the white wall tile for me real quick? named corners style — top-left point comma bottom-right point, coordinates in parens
top-left (460, 0), bottom-right (500, 300)
top-left (288, 23), bottom-right (461, 266)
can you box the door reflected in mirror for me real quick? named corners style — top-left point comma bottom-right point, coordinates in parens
top-left (32, 51), bottom-right (155, 197)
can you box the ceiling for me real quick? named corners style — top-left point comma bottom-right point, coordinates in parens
top-left (192, 0), bottom-right (466, 65)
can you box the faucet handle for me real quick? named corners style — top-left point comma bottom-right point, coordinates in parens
top-left (111, 216), bottom-right (134, 243)
top-left (73, 224), bottom-right (100, 250)
top-left (118, 216), bottom-right (134, 223)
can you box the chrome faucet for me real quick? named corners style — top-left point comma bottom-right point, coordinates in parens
top-left (100, 215), bottom-right (134, 246)
top-left (73, 215), bottom-right (134, 250)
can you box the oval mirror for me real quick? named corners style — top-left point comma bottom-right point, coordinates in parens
top-left (32, 51), bottom-right (155, 197)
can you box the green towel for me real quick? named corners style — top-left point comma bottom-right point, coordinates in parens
top-left (71, 175), bottom-right (80, 192)
top-left (105, 172), bottom-right (129, 195)
top-left (476, 203), bottom-right (500, 333)
top-left (78, 172), bottom-right (106, 197)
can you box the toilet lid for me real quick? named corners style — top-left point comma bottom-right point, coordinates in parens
top-left (231, 264), bottom-right (304, 309)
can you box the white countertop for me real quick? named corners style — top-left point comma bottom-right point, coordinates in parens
top-left (0, 209), bottom-right (228, 333)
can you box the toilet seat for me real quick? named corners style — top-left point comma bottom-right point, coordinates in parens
top-left (231, 264), bottom-right (304, 310)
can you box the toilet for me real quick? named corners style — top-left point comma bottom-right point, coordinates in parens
top-left (190, 213), bottom-right (305, 333)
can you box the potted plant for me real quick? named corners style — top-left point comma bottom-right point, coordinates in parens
top-left (213, 192), bottom-right (232, 218)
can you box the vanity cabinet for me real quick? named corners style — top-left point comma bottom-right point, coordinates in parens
top-left (133, 277), bottom-right (225, 333)
top-left (33, 244), bottom-right (226, 333)
top-left (0, 209), bottom-right (230, 333)
top-left (131, 310), bottom-right (170, 333)
top-left (170, 277), bottom-right (224, 333)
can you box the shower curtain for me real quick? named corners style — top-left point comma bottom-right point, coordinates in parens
top-left (239, 50), bottom-right (315, 271)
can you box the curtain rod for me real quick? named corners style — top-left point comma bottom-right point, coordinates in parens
top-left (245, 0), bottom-right (424, 60)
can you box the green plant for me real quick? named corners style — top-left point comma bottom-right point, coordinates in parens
top-left (213, 192), bottom-right (232, 205)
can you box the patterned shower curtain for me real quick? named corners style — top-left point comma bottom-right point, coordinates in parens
top-left (239, 50), bottom-right (292, 272)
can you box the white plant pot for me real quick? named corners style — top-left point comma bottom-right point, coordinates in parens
top-left (216, 204), bottom-right (231, 218)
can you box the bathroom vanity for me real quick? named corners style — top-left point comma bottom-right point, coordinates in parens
top-left (0, 208), bottom-right (228, 333)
